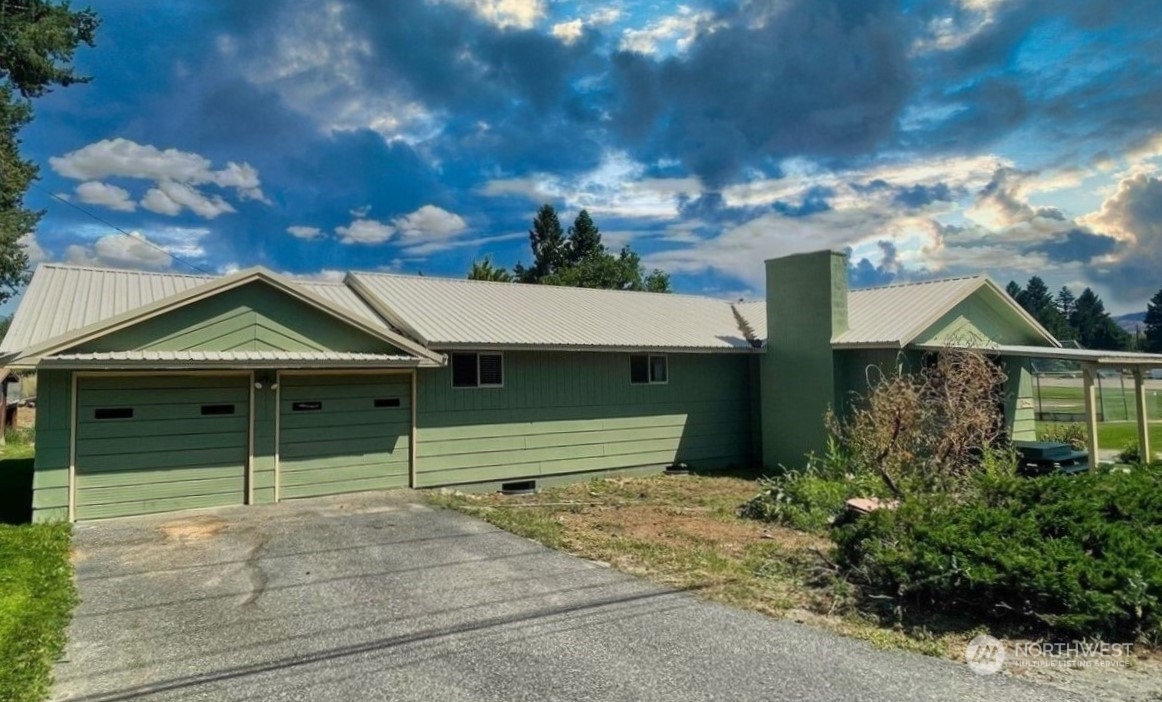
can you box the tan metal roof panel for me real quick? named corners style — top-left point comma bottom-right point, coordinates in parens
top-left (41, 350), bottom-right (418, 368)
top-left (1, 264), bottom-right (212, 354)
top-left (292, 280), bottom-right (392, 331)
top-left (347, 272), bottom-right (755, 351)
top-left (833, 276), bottom-right (986, 346)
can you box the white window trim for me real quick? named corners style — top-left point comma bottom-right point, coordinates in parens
top-left (631, 353), bottom-right (669, 385)
top-left (451, 351), bottom-right (505, 389)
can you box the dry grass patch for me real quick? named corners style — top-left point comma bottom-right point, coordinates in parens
top-left (428, 473), bottom-right (950, 656)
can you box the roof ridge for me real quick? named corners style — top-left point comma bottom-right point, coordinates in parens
top-left (349, 270), bottom-right (729, 303)
top-left (37, 262), bottom-right (215, 279)
top-left (851, 274), bottom-right (984, 292)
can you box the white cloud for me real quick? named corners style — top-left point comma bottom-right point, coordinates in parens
top-left (282, 268), bottom-right (347, 283)
top-left (394, 205), bottom-right (468, 239)
top-left (75, 181), bottom-right (136, 212)
top-left (336, 218), bottom-right (396, 245)
top-left (141, 180), bottom-right (236, 219)
top-left (286, 225), bottom-right (323, 240)
top-left (443, 0), bottom-right (546, 29)
top-left (619, 7), bottom-right (719, 55)
top-left (551, 19), bottom-right (584, 44)
top-left (49, 138), bottom-right (267, 216)
top-left (65, 231), bottom-right (174, 271)
top-left (19, 233), bottom-right (47, 265)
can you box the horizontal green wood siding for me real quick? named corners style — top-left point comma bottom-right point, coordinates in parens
top-left (415, 352), bottom-right (753, 487)
top-left (278, 374), bottom-right (411, 500)
top-left (73, 282), bottom-right (399, 354)
top-left (74, 375), bottom-right (249, 520)
top-left (32, 370), bottom-right (71, 522)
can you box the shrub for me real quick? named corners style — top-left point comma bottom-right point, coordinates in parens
top-left (1117, 442), bottom-right (1142, 465)
top-left (1039, 423), bottom-right (1088, 451)
top-left (835, 467), bottom-right (1162, 643)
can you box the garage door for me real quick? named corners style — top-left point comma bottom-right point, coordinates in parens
top-left (75, 375), bottom-right (250, 520)
top-left (278, 374), bottom-right (411, 500)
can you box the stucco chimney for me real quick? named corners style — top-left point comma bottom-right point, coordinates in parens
top-left (759, 249), bottom-right (849, 469)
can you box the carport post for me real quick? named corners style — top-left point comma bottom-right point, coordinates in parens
top-left (1083, 366), bottom-right (1100, 464)
top-left (1134, 369), bottom-right (1151, 463)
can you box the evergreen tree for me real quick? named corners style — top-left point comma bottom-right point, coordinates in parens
top-left (565, 209), bottom-right (602, 265)
top-left (1, 1), bottom-right (99, 305)
top-left (1056, 286), bottom-right (1076, 318)
top-left (1013, 276), bottom-right (1069, 339)
top-left (467, 255), bottom-right (512, 282)
top-left (1145, 286), bottom-right (1162, 354)
top-left (1006, 281), bottom-right (1023, 301)
top-left (1069, 288), bottom-right (1131, 351)
top-left (513, 204), bottom-right (566, 283)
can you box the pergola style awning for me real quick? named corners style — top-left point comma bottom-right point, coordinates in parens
top-left (916, 341), bottom-right (1162, 464)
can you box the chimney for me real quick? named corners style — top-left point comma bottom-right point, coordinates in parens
top-left (759, 250), bottom-right (849, 469)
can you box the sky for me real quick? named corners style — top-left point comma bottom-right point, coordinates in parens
top-left (14, 0), bottom-right (1162, 313)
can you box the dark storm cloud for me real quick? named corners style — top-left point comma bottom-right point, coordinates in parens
top-left (848, 240), bottom-right (905, 287)
top-left (608, 0), bottom-right (917, 186)
top-left (1025, 228), bottom-right (1119, 263)
top-left (892, 182), bottom-right (953, 209)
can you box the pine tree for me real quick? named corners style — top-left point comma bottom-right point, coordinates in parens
top-left (1145, 286), bottom-right (1162, 354)
top-left (1056, 286), bottom-right (1076, 318)
top-left (1069, 288), bottom-right (1131, 351)
top-left (514, 204), bottom-right (566, 283)
top-left (566, 209), bottom-right (602, 265)
top-left (1006, 281), bottom-right (1023, 302)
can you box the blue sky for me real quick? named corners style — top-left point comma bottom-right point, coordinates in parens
top-left (15, 0), bottom-right (1162, 312)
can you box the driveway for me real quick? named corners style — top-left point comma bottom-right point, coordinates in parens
top-left (55, 491), bottom-right (1078, 702)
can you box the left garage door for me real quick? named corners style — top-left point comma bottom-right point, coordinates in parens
top-left (75, 375), bottom-right (250, 520)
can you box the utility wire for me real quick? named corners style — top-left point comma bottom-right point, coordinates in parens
top-left (30, 182), bottom-right (216, 275)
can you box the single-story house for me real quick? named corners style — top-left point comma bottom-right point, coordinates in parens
top-left (3, 249), bottom-right (1159, 522)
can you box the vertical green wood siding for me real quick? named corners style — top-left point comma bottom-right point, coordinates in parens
top-left (31, 370), bottom-right (71, 522)
top-left (415, 352), bottom-right (753, 487)
top-left (73, 282), bottom-right (398, 354)
top-left (278, 374), bottom-right (411, 499)
top-left (73, 375), bottom-right (250, 520)
top-left (1005, 359), bottom-right (1036, 441)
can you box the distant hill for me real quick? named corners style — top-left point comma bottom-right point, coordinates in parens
top-left (1114, 311), bottom-right (1146, 334)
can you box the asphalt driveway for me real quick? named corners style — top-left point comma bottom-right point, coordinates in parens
top-left (54, 491), bottom-right (1078, 702)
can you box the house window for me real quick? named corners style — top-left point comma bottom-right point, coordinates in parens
top-left (630, 354), bottom-right (668, 385)
top-left (451, 352), bottom-right (504, 388)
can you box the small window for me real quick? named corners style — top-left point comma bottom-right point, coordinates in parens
top-left (201, 404), bottom-right (235, 416)
top-left (94, 407), bottom-right (133, 420)
top-left (292, 401), bottom-right (322, 412)
top-left (630, 354), bottom-right (668, 385)
top-left (452, 352), bottom-right (504, 388)
top-left (374, 398), bottom-right (401, 408)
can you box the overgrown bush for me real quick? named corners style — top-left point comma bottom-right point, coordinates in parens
top-left (1117, 442), bottom-right (1142, 465)
top-left (1039, 423), bottom-right (1088, 451)
top-left (835, 467), bottom-right (1162, 643)
top-left (828, 348), bottom-right (1010, 497)
top-left (740, 440), bottom-right (887, 532)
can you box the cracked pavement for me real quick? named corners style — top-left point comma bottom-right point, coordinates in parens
top-left (54, 491), bottom-right (1082, 701)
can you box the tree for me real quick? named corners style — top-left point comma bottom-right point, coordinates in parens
top-left (1145, 287), bottom-right (1162, 354)
top-left (467, 255), bottom-right (512, 282)
top-left (1069, 287), bottom-right (1130, 351)
top-left (1013, 276), bottom-right (1070, 339)
top-left (498, 205), bottom-right (672, 292)
top-left (1056, 286), bottom-right (1076, 319)
top-left (565, 209), bottom-right (602, 265)
top-left (513, 204), bottom-right (566, 283)
top-left (1, 1), bottom-right (98, 305)
top-left (1005, 281), bottom-right (1022, 301)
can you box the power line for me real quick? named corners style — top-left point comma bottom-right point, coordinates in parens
top-left (30, 183), bottom-right (216, 275)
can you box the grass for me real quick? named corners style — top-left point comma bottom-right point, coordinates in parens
top-left (0, 523), bottom-right (77, 702)
top-left (428, 473), bottom-right (963, 657)
top-left (1034, 383), bottom-right (1162, 422)
top-left (1040, 421), bottom-right (1162, 456)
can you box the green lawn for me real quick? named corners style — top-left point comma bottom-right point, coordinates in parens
top-left (0, 524), bottom-right (76, 702)
top-left (1040, 421), bottom-right (1162, 456)
top-left (1034, 383), bottom-right (1162, 422)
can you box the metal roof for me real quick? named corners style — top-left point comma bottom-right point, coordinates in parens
top-left (914, 343), bottom-right (1162, 367)
top-left (291, 280), bottom-right (393, 331)
top-left (347, 272), bottom-right (756, 351)
top-left (41, 350), bottom-right (421, 369)
top-left (2, 264), bottom-right (443, 366)
top-left (1, 264), bottom-right (211, 354)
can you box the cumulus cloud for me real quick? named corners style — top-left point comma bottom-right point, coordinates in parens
top-left (336, 218), bottom-right (396, 245)
top-left (441, 0), bottom-right (546, 29)
top-left (551, 19), bottom-right (584, 44)
top-left (286, 225), bottom-right (323, 240)
top-left (75, 181), bottom-right (137, 212)
top-left (65, 231), bottom-right (175, 270)
top-left (619, 7), bottom-right (719, 55)
top-left (393, 205), bottom-right (468, 239)
top-left (19, 233), bottom-right (47, 265)
top-left (141, 180), bottom-right (236, 219)
top-left (50, 138), bottom-right (267, 217)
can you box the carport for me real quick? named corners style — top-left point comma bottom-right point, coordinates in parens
top-left (920, 343), bottom-right (1162, 461)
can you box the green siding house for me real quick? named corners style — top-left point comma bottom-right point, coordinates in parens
top-left (2, 250), bottom-right (1064, 522)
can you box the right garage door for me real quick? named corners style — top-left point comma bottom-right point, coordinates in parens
top-left (278, 374), bottom-right (412, 500)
